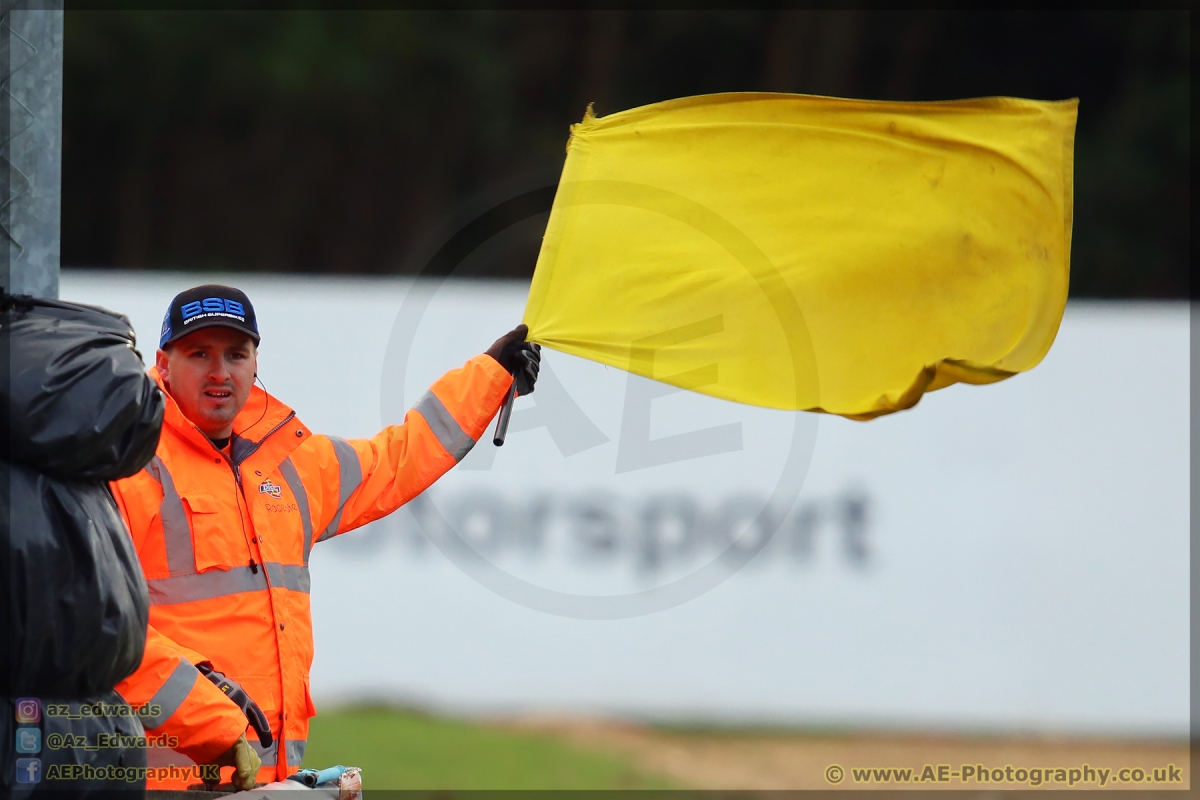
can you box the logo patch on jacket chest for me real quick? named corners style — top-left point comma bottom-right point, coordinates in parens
top-left (258, 480), bottom-right (283, 498)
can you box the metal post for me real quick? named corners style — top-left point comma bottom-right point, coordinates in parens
top-left (1, 4), bottom-right (62, 299)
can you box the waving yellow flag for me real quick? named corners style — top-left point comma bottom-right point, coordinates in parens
top-left (523, 93), bottom-right (1077, 419)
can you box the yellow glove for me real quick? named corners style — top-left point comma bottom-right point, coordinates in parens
top-left (210, 734), bottom-right (261, 791)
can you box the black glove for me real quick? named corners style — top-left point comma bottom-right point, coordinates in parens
top-left (485, 324), bottom-right (541, 396)
top-left (196, 663), bottom-right (274, 748)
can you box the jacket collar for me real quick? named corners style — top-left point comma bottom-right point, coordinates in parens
top-left (151, 367), bottom-right (299, 461)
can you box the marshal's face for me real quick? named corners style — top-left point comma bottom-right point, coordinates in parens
top-left (157, 326), bottom-right (258, 439)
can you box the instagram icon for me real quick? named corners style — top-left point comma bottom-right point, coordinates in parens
top-left (15, 698), bottom-right (40, 723)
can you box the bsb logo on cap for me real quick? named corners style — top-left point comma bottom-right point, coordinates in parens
top-left (182, 297), bottom-right (246, 321)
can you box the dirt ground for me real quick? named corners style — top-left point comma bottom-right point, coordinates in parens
top-left (504, 717), bottom-right (1191, 791)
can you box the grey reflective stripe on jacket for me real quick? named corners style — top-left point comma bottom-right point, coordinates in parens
top-left (264, 561), bottom-right (311, 593)
top-left (413, 390), bottom-right (476, 462)
top-left (139, 659), bottom-right (199, 729)
top-left (148, 563), bottom-right (310, 605)
top-left (315, 436), bottom-right (362, 543)
top-left (251, 738), bottom-right (279, 767)
top-left (286, 738), bottom-right (306, 767)
top-left (279, 456), bottom-right (314, 558)
top-left (145, 456), bottom-right (194, 577)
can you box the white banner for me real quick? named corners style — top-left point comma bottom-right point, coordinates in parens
top-left (62, 270), bottom-right (1189, 737)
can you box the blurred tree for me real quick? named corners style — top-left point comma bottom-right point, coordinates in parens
top-left (62, 9), bottom-right (1187, 297)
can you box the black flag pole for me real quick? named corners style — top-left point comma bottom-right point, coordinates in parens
top-left (492, 377), bottom-right (519, 446)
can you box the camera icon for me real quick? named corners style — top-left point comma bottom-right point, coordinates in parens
top-left (15, 698), bottom-right (40, 723)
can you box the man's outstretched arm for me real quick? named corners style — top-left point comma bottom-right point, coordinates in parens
top-left (302, 326), bottom-right (538, 545)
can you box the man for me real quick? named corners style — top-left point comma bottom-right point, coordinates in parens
top-left (110, 285), bottom-right (539, 791)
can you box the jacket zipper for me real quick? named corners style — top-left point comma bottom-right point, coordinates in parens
top-left (190, 408), bottom-right (296, 747)
top-left (198, 410), bottom-right (298, 577)
top-left (233, 410), bottom-right (297, 468)
top-left (197, 409), bottom-right (297, 470)
top-left (233, 410), bottom-right (297, 577)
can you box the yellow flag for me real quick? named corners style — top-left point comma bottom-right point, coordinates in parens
top-left (523, 93), bottom-right (1077, 419)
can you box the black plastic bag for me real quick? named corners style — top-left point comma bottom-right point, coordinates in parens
top-left (2, 462), bottom-right (150, 698)
top-left (3, 292), bottom-right (159, 698)
top-left (2, 294), bottom-right (164, 481)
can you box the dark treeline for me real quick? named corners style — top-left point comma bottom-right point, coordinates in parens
top-left (63, 10), bottom-right (1188, 297)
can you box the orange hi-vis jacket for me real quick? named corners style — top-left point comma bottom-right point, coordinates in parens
top-left (110, 354), bottom-right (512, 789)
